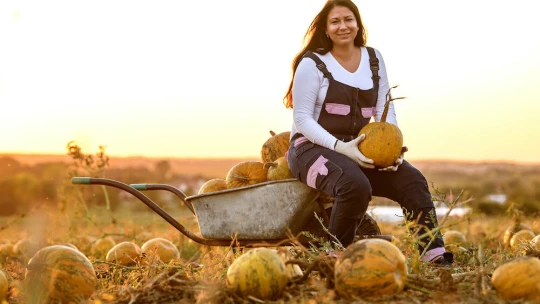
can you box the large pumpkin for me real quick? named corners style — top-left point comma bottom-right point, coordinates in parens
top-left (0, 269), bottom-right (8, 301)
top-left (260, 130), bottom-right (290, 163)
top-left (198, 178), bottom-right (227, 194)
top-left (226, 161), bottom-right (268, 189)
top-left (491, 257), bottom-right (540, 301)
top-left (106, 242), bottom-right (143, 266)
top-left (264, 157), bottom-right (294, 181)
top-left (24, 245), bottom-right (97, 304)
top-left (226, 248), bottom-right (288, 300)
top-left (141, 238), bottom-right (180, 263)
top-left (335, 238), bottom-right (407, 299)
top-left (358, 93), bottom-right (403, 168)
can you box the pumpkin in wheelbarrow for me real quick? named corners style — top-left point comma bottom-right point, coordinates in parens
top-left (335, 238), bottom-right (407, 299)
top-left (198, 178), bottom-right (227, 194)
top-left (264, 156), bottom-right (294, 181)
top-left (24, 245), bottom-right (97, 304)
top-left (226, 161), bottom-right (268, 189)
top-left (261, 130), bottom-right (290, 163)
top-left (226, 248), bottom-right (288, 300)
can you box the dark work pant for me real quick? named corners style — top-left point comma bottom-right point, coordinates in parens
top-left (288, 141), bottom-right (444, 251)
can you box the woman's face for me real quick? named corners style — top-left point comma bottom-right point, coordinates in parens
top-left (326, 6), bottom-right (358, 46)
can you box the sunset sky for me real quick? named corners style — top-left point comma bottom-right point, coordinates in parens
top-left (1, 0), bottom-right (539, 163)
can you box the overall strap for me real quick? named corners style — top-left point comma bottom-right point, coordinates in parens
top-left (366, 47), bottom-right (380, 104)
top-left (303, 51), bottom-right (334, 80)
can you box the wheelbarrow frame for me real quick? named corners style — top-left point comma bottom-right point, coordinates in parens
top-left (72, 177), bottom-right (391, 247)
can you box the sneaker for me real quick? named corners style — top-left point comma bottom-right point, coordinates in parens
top-left (429, 252), bottom-right (454, 267)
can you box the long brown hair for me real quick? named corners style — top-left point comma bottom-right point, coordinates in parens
top-left (283, 0), bottom-right (367, 109)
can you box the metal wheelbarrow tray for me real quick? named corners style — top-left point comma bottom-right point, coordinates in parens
top-left (72, 177), bottom-right (390, 247)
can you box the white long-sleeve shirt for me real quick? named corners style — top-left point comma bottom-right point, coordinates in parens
top-left (291, 47), bottom-right (396, 150)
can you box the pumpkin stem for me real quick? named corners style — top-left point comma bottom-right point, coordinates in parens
top-left (381, 85), bottom-right (406, 123)
top-left (269, 130), bottom-right (276, 136)
top-left (263, 162), bottom-right (277, 169)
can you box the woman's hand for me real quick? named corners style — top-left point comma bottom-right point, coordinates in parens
top-left (334, 134), bottom-right (375, 169)
top-left (379, 146), bottom-right (408, 172)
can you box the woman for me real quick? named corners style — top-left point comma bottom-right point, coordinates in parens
top-left (283, 0), bottom-right (452, 265)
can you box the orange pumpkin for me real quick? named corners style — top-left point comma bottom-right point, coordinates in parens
top-left (260, 130), bottom-right (291, 163)
top-left (198, 178), bottom-right (227, 194)
top-left (358, 90), bottom-right (404, 168)
top-left (226, 161), bottom-right (268, 189)
top-left (492, 257), bottom-right (540, 301)
top-left (106, 242), bottom-right (143, 266)
top-left (335, 239), bottom-right (407, 299)
top-left (443, 230), bottom-right (467, 246)
top-left (141, 238), bottom-right (180, 263)
top-left (264, 157), bottom-right (294, 181)
top-left (24, 245), bottom-right (97, 304)
top-left (0, 269), bottom-right (8, 301)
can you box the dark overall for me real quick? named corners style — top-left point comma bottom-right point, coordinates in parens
top-left (288, 48), bottom-right (444, 252)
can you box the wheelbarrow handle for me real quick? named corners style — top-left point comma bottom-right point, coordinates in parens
top-left (129, 183), bottom-right (195, 214)
top-left (70, 177), bottom-right (230, 246)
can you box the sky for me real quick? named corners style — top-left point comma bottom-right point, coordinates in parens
top-left (1, 0), bottom-right (539, 163)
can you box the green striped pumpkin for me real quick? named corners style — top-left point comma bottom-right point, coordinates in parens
top-left (226, 248), bottom-right (288, 300)
top-left (24, 245), bottom-right (97, 303)
top-left (335, 239), bottom-right (407, 299)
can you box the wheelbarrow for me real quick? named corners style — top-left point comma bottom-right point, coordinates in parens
top-left (71, 177), bottom-right (392, 247)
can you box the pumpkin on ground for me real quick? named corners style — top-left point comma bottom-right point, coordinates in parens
top-left (443, 230), bottom-right (467, 246)
top-left (90, 236), bottom-right (116, 257)
top-left (264, 157), bottom-right (294, 181)
top-left (491, 256), bottom-right (540, 301)
top-left (141, 238), bottom-right (180, 263)
top-left (510, 229), bottom-right (535, 248)
top-left (0, 269), bottom-right (8, 301)
top-left (503, 222), bottom-right (531, 247)
top-left (531, 235), bottom-right (540, 251)
top-left (335, 238), bottom-right (407, 299)
top-left (260, 130), bottom-right (290, 164)
top-left (24, 245), bottom-right (97, 304)
top-left (357, 89), bottom-right (404, 168)
top-left (106, 242), bottom-right (143, 266)
top-left (226, 161), bottom-right (268, 189)
top-left (198, 178), bottom-right (227, 194)
top-left (226, 248), bottom-right (288, 300)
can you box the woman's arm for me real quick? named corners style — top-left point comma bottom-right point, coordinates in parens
top-left (292, 58), bottom-right (339, 150)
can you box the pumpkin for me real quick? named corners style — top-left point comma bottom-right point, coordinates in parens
top-left (264, 157), bottom-right (294, 181)
top-left (106, 242), bottom-right (143, 266)
top-left (335, 238), bottom-right (407, 299)
top-left (0, 269), bottom-right (8, 301)
top-left (90, 236), bottom-right (116, 257)
top-left (510, 229), bottom-right (535, 248)
top-left (491, 257), bottom-right (540, 301)
top-left (226, 248), bottom-right (288, 300)
top-left (443, 230), bottom-right (466, 246)
top-left (261, 130), bottom-right (290, 163)
top-left (531, 235), bottom-right (540, 251)
top-left (141, 238), bottom-right (180, 263)
top-left (357, 91), bottom-right (404, 168)
top-left (226, 161), bottom-right (268, 189)
top-left (503, 223), bottom-right (532, 247)
top-left (198, 178), bottom-right (227, 194)
top-left (24, 245), bottom-right (97, 304)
